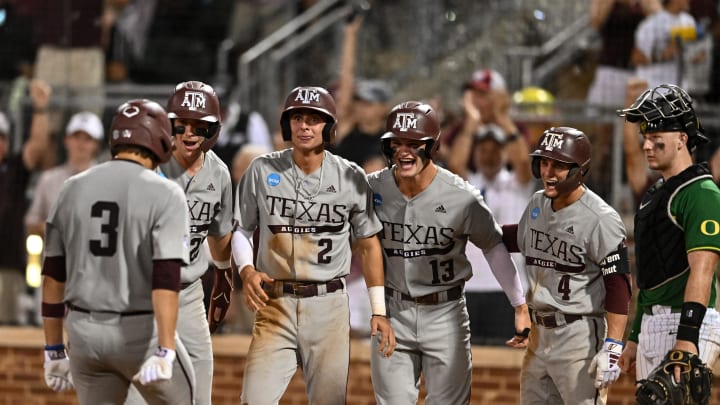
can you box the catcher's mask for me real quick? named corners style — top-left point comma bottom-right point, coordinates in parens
top-left (617, 84), bottom-right (708, 151)
top-left (530, 127), bottom-right (591, 196)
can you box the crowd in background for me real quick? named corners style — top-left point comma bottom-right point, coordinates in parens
top-left (2, 0), bottom-right (720, 345)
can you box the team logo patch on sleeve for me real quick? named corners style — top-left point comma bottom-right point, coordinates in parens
top-left (373, 193), bottom-right (383, 206)
top-left (267, 173), bottom-right (281, 187)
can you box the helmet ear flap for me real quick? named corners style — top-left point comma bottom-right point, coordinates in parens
top-left (531, 157), bottom-right (541, 178)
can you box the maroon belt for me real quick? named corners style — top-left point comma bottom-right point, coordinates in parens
top-left (264, 278), bottom-right (344, 298)
top-left (386, 285), bottom-right (463, 305)
top-left (530, 309), bottom-right (582, 328)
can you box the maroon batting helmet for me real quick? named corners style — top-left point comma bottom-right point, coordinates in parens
top-left (529, 127), bottom-right (591, 194)
top-left (381, 101), bottom-right (441, 161)
top-left (110, 99), bottom-right (173, 163)
top-left (166, 81), bottom-right (222, 152)
top-left (280, 86), bottom-right (337, 142)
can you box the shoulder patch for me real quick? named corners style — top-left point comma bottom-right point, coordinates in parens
top-left (373, 193), bottom-right (383, 206)
top-left (267, 173), bottom-right (281, 187)
top-left (531, 207), bottom-right (540, 220)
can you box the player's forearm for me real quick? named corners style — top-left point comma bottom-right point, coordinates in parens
top-left (357, 235), bottom-right (385, 287)
top-left (152, 289), bottom-right (179, 350)
top-left (606, 312), bottom-right (627, 341)
top-left (684, 250), bottom-right (717, 307)
top-left (208, 232), bottom-right (232, 264)
top-left (231, 229), bottom-right (255, 275)
top-left (42, 277), bottom-right (66, 345)
top-left (483, 242), bottom-right (525, 306)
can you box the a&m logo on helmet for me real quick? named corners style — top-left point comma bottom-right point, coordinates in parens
top-left (181, 91), bottom-right (207, 111)
top-left (540, 131), bottom-right (564, 151)
top-left (392, 113), bottom-right (418, 132)
top-left (294, 88), bottom-right (321, 104)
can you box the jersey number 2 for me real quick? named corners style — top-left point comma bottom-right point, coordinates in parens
top-left (89, 201), bottom-right (119, 256)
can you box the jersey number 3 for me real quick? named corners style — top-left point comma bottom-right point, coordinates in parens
top-left (89, 201), bottom-right (119, 256)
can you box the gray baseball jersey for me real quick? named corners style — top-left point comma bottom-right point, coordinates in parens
top-left (368, 166), bottom-right (503, 296)
top-left (516, 188), bottom-right (626, 405)
top-left (234, 148), bottom-right (381, 280)
top-left (126, 149), bottom-right (232, 405)
top-left (517, 188), bottom-right (626, 315)
top-left (44, 159), bottom-right (194, 404)
top-left (45, 160), bottom-right (190, 311)
top-left (158, 149), bottom-right (233, 282)
top-left (368, 166), bottom-right (502, 404)
top-left (236, 149), bottom-right (380, 404)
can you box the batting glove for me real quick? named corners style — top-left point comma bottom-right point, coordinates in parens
top-left (588, 337), bottom-right (624, 389)
top-left (44, 344), bottom-right (74, 392)
top-left (208, 267), bottom-right (234, 333)
top-left (133, 346), bottom-right (175, 385)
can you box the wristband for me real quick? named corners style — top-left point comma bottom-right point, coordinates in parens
top-left (604, 337), bottom-right (624, 347)
top-left (368, 286), bottom-right (386, 317)
top-left (44, 343), bottom-right (66, 351)
top-left (213, 258), bottom-right (232, 269)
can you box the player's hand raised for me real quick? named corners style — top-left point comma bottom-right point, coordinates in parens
top-left (371, 315), bottom-right (396, 357)
top-left (240, 266), bottom-right (274, 311)
top-left (208, 267), bottom-right (234, 333)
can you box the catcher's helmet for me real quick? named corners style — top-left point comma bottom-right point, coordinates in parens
top-left (280, 86), bottom-right (337, 142)
top-left (381, 101), bottom-right (441, 161)
top-left (110, 99), bottom-right (173, 163)
top-left (166, 81), bottom-right (222, 152)
top-left (530, 127), bottom-right (591, 194)
top-left (618, 84), bottom-right (708, 151)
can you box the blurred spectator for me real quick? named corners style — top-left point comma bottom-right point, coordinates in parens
top-left (32, 0), bottom-right (106, 120)
top-left (122, 0), bottom-right (233, 83)
top-left (632, 0), bottom-right (702, 89)
top-left (333, 79), bottom-right (393, 166)
top-left (447, 90), bottom-right (536, 344)
top-left (212, 87), bottom-right (273, 170)
top-left (586, 0), bottom-right (661, 109)
top-left (0, 0), bottom-right (37, 80)
top-left (0, 79), bottom-right (51, 325)
top-left (25, 111), bottom-right (104, 237)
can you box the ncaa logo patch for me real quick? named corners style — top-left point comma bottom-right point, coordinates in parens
top-left (267, 173), bottom-right (281, 187)
top-left (531, 207), bottom-right (540, 219)
top-left (373, 193), bottom-right (383, 206)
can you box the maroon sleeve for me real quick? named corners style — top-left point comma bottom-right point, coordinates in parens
top-left (152, 259), bottom-right (182, 291)
top-left (42, 256), bottom-right (67, 283)
top-left (501, 224), bottom-right (520, 253)
top-left (604, 273), bottom-right (632, 315)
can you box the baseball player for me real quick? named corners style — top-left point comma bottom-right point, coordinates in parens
top-left (368, 101), bottom-right (529, 404)
top-left (125, 81), bottom-right (234, 405)
top-left (617, 84), bottom-right (720, 381)
top-left (232, 86), bottom-right (395, 404)
top-left (41, 99), bottom-right (195, 404)
top-left (503, 127), bottom-right (631, 404)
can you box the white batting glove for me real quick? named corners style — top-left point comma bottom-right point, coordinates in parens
top-left (588, 337), bottom-right (624, 389)
top-left (44, 345), bottom-right (74, 392)
top-left (133, 346), bottom-right (176, 385)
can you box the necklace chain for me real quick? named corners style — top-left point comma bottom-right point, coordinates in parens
top-left (292, 153), bottom-right (325, 200)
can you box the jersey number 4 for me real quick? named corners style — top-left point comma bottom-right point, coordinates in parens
top-left (89, 201), bottom-right (119, 256)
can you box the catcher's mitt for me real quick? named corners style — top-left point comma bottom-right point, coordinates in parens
top-left (636, 350), bottom-right (713, 405)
